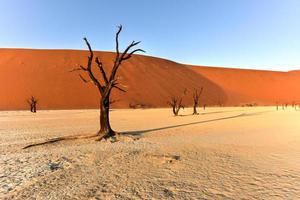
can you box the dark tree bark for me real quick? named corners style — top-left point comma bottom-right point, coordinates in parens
top-left (72, 25), bottom-right (144, 140)
top-left (99, 97), bottom-right (113, 138)
top-left (168, 96), bottom-right (184, 116)
top-left (27, 96), bottom-right (38, 113)
top-left (167, 89), bottom-right (187, 116)
top-left (192, 87), bottom-right (203, 115)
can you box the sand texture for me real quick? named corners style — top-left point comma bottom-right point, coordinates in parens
top-left (1, 48), bottom-right (300, 110)
top-left (1, 107), bottom-right (299, 199)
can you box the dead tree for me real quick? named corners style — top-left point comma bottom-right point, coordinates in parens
top-left (27, 96), bottom-right (38, 113)
top-left (23, 25), bottom-right (144, 149)
top-left (168, 96), bottom-right (184, 116)
top-left (192, 87), bottom-right (203, 115)
top-left (73, 25), bottom-right (144, 140)
top-left (168, 89), bottom-right (187, 116)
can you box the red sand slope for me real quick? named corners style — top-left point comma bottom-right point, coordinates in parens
top-left (0, 48), bottom-right (299, 110)
top-left (190, 65), bottom-right (300, 106)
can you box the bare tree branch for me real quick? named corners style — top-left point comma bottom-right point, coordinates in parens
top-left (83, 37), bottom-right (93, 60)
top-left (120, 41), bottom-right (141, 60)
top-left (78, 74), bottom-right (90, 83)
top-left (109, 39), bottom-right (144, 84)
top-left (123, 48), bottom-right (146, 60)
top-left (95, 57), bottom-right (108, 84)
top-left (82, 37), bottom-right (104, 94)
top-left (113, 84), bottom-right (126, 92)
top-left (70, 65), bottom-right (87, 72)
top-left (115, 25), bottom-right (122, 57)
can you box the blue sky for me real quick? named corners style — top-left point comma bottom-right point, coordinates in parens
top-left (0, 0), bottom-right (300, 71)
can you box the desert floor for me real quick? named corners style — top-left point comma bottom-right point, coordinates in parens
top-left (0, 107), bottom-right (300, 199)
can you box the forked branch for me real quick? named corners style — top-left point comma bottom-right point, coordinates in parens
top-left (168, 89), bottom-right (187, 116)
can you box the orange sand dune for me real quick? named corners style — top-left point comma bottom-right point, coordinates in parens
top-left (0, 48), bottom-right (299, 110)
top-left (190, 65), bottom-right (300, 105)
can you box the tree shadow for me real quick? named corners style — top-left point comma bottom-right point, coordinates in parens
top-left (177, 109), bottom-right (247, 117)
top-left (200, 109), bottom-right (246, 115)
top-left (123, 110), bottom-right (273, 137)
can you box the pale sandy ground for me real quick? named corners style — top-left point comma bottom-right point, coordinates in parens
top-left (0, 107), bottom-right (300, 199)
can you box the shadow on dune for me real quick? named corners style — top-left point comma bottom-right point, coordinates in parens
top-left (123, 110), bottom-right (273, 137)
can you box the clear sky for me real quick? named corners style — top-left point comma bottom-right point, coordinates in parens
top-left (0, 0), bottom-right (300, 71)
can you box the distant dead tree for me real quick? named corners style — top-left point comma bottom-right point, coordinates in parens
top-left (203, 104), bottom-right (206, 110)
top-left (168, 96), bottom-right (184, 116)
top-left (23, 25), bottom-right (144, 149)
top-left (168, 89), bottom-right (187, 116)
top-left (27, 96), bottom-right (38, 113)
top-left (192, 87), bottom-right (203, 115)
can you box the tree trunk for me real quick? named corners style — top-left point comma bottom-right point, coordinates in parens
top-left (33, 104), bottom-right (37, 113)
top-left (172, 106), bottom-right (177, 116)
top-left (193, 105), bottom-right (198, 115)
top-left (99, 97), bottom-right (115, 138)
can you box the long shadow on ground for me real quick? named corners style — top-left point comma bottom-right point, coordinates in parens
top-left (123, 110), bottom-right (274, 137)
top-left (200, 109), bottom-right (247, 115)
top-left (177, 109), bottom-right (247, 117)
